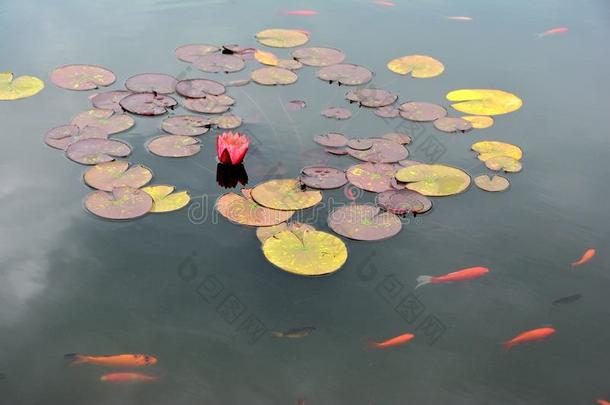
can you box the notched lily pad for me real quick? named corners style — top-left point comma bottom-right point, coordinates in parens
top-left (161, 115), bottom-right (211, 136)
top-left (462, 115), bottom-right (494, 129)
top-left (251, 179), bottom-right (322, 210)
top-left (387, 55), bottom-right (444, 78)
top-left (194, 54), bottom-right (245, 73)
top-left (345, 88), bottom-right (397, 108)
top-left (142, 185), bottom-right (191, 213)
top-left (317, 64), bottom-right (373, 86)
top-left (125, 73), bottom-right (177, 94)
top-left (90, 90), bottom-right (132, 111)
top-left (175, 78), bottom-right (225, 98)
top-left (0, 72), bottom-right (44, 100)
top-left (255, 29), bottom-right (309, 48)
top-left (299, 166), bottom-right (348, 189)
top-left (433, 117), bottom-right (473, 133)
top-left (447, 89), bottom-right (523, 116)
top-left (212, 114), bottom-right (242, 129)
top-left (84, 161), bottom-right (153, 191)
top-left (175, 44), bottom-right (220, 62)
top-left (44, 125), bottom-right (108, 150)
top-left (485, 156), bottom-right (522, 172)
top-left (322, 107), bottom-right (351, 120)
top-left (50, 64), bottom-right (115, 91)
top-left (66, 138), bottom-right (131, 165)
top-left (395, 164), bottom-right (471, 196)
top-left (474, 174), bottom-right (510, 192)
top-left (377, 189), bottom-right (432, 215)
top-left (251, 67), bottom-right (298, 85)
top-left (347, 138), bottom-right (408, 163)
top-left (328, 204), bottom-right (402, 241)
top-left (292, 47), bottom-right (346, 67)
top-left (346, 163), bottom-right (396, 193)
top-left (182, 95), bottom-right (233, 114)
top-left (148, 135), bottom-right (201, 158)
top-left (471, 141), bottom-right (523, 161)
top-left (216, 189), bottom-right (294, 226)
top-left (71, 109), bottom-right (134, 134)
top-left (347, 138), bottom-right (373, 150)
top-left (85, 186), bottom-right (152, 220)
top-left (399, 102), bottom-right (447, 122)
top-left (119, 93), bottom-right (177, 116)
top-left (314, 133), bottom-right (348, 148)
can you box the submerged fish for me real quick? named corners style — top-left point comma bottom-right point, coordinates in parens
top-left (597, 400), bottom-right (610, 405)
top-left (503, 327), bottom-right (555, 351)
top-left (416, 266), bottom-right (489, 288)
top-left (447, 16), bottom-right (473, 21)
top-left (572, 248), bottom-right (595, 267)
top-left (369, 332), bottom-right (415, 348)
top-left (374, 0), bottom-right (396, 6)
top-left (536, 27), bottom-right (569, 38)
top-left (282, 10), bottom-right (319, 16)
top-left (100, 372), bottom-right (158, 383)
top-left (271, 326), bottom-right (316, 338)
top-left (65, 353), bottom-right (157, 368)
top-left (552, 293), bottom-right (582, 306)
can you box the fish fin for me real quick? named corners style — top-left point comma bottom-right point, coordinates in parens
top-left (270, 331), bottom-right (284, 338)
top-left (64, 353), bottom-right (86, 366)
top-left (415, 275), bottom-right (433, 289)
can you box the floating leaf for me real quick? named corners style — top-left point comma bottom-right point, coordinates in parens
top-left (251, 179), bottom-right (322, 210)
top-left (175, 79), bottom-right (225, 98)
top-left (382, 133), bottom-right (412, 144)
top-left (147, 135), bottom-right (200, 158)
top-left (399, 102), bottom-right (447, 122)
top-left (71, 109), bottom-right (134, 134)
top-left (254, 49), bottom-right (279, 66)
top-left (44, 125), bottom-right (107, 150)
top-left (387, 55), bottom-right (444, 78)
top-left (277, 59), bottom-right (303, 70)
top-left (125, 73), bottom-right (177, 94)
top-left (161, 115), bottom-right (211, 136)
top-left (299, 166), bottom-right (348, 189)
top-left (326, 147), bottom-right (348, 155)
top-left (212, 114), bottom-right (242, 129)
top-left (0, 72), bottom-right (44, 100)
top-left (446, 89), bottom-right (523, 116)
top-left (85, 186), bottom-right (152, 220)
top-left (345, 88), bottom-right (397, 108)
top-left (328, 204), bottom-right (402, 241)
top-left (84, 161), bottom-right (153, 191)
top-left (347, 138), bottom-right (373, 150)
top-left (216, 190), bottom-right (294, 226)
top-left (50, 65), bottom-right (115, 91)
top-left (474, 174), bottom-right (510, 192)
top-left (322, 107), bottom-right (351, 119)
top-left (347, 138), bottom-right (408, 163)
top-left (251, 67), bottom-right (298, 85)
top-left (292, 47), bottom-right (346, 67)
top-left (433, 117), bottom-right (473, 133)
top-left (314, 132), bottom-right (348, 148)
top-left (346, 163), bottom-right (396, 193)
top-left (175, 44), bottom-right (220, 62)
top-left (66, 138), bottom-right (131, 165)
top-left (376, 189), bottom-right (432, 215)
top-left (142, 185), bottom-right (191, 213)
top-left (485, 156), bottom-right (522, 172)
top-left (120, 93), bottom-right (177, 116)
top-left (395, 164), bottom-right (471, 196)
top-left (375, 106), bottom-right (399, 118)
top-left (471, 141), bottom-right (523, 161)
top-left (90, 90), bottom-right (132, 111)
top-left (193, 54), bottom-right (245, 73)
top-left (462, 115), bottom-right (494, 129)
top-left (317, 64), bottom-right (373, 85)
top-left (182, 95), bottom-right (233, 114)
top-left (256, 223), bottom-right (288, 243)
top-left (255, 29), bottom-right (309, 48)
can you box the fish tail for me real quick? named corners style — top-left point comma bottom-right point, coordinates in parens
top-left (502, 341), bottom-right (514, 351)
top-left (415, 275), bottom-right (433, 289)
top-left (367, 340), bottom-right (381, 349)
top-left (64, 353), bottom-right (86, 366)
top-left (270, 331), bottom-right (284, 338)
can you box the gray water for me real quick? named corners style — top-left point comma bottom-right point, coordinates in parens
top-left (1, 0), bottom-right (609, 404)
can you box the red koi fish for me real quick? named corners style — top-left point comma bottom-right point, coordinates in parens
top-left (100, 372), bottom-right (159, 383)
top-left (536, 27), bottom-right (568, 38)
top-left (572, 248), bottom-right (595, 267)
top-left (282, 10), bottom-right (318, 16)
top-left (374, 0), bottom-right (396, 6)
top-left (416, 266), bottom-right (489, 289)
top-left (369, 332), bottom-right (415, 348)
top-left (597, 400), bottom-right (610, 405)
top-left (503, 327), bottom-right (556, 351)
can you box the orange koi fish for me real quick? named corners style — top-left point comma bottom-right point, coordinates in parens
top-left (369, 332), bottom-right (415, 348)
top-left (447, 16), bottom-right (473, 21)
top-left (503, 327), bottom-right (556, 351)
top-left (416, 266), bottom-right (489, 289)
top-left (374, 0), bottom-right (396, 6)
top-left (282, 10), bottom-right (319, 16)
top-left (100, 372), bottom-right (158, 383)
top-left (572, 248), bottom-right (595, 267)
top-left (65, 353), bottom-right (157, 367)
top-left (597, 400), bottom-right (610, 405)
top-left (536, 27), bottom-right (569, 38)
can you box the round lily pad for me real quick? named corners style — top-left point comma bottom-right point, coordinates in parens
top-left (50, 64), bottom-right (115, 91)
top-left (182, 95), bottom-right (233, 114)
top-left (399, 102), bottom-right (447, 122)
top-left (462, 115), bottom-right (494, 129)
top-left (375, 106), bottom-right (400, 118)
top-left (161, 115), bottom-right (211, 136)
top-left (212, 114), bottom-right (242, 129)
top-left (485, 156), bottom-right (522, 172)
top-left (377, 189), bottom-right (432, 215)
top-left (387, 55), bottom-right (444, 78)
top-left (90, 90), bottom-right (132, 111)
top-left (142, 185), bottom-right (191, 213)
top-left (299, 166), bottom-right (348, 189)
top-left (148, 135), bottom-right (200, 158)
top-left (474, 174), bottom-right (510, 192)
top-left (66, 138), bottom-right (131, 165)
top-left (446, 89), bottom-right (523, 116)
top-left (84, 161), bottom-right (153, 191)
top-left (251, 179), bottom-right (322, 210)
top-left (175, 78), bottom-right (225, 98)
top-left (119, 93), bottom-right (177, 116)
top-left (193, 54), bottom-right (245, 73)
top-left (433, 117), bottom-right (473, 133)
top-left (292, 47), bottom-right (346, 67)
top-left (0, 72), bottom-right (44, 100)
top-left (125, 73), bottom-right (177, 94)
top-left (347, 138), bottom-right (373, 150)
top-left (314, 132), bottom-right (348, 147)
top-left (382, 133), bottom-right (412, 144)
top-left (175, 44), bottom-right (220, 62)
top-left (395, 164), bottom-right (471, 196)
top-left (278, 59), bottom-right (303, 70)
top-left (471, 141), bottom-right (523, 161)
top-left (84, 186), bottom-right (152, 220)
top-left (71, 109), bottom-right (134, 134)
top-left (44, 125), bottom-right (108, 150)
top-left (347, 138), bottom-right (408, 163)
top-left (346, 162), bottom-right (396, 193)
top-left (216, 190), bottom-right (294, 226)
top-left (328, 204), bottom-right (402, 241)
top-left (317, 64), bottom-right (373, 85)
top-left (255, 29), bottom-right (309, 48)
top-left (262, 228), bottom-right (347, 276)
top-left (345, 88), bottom-right (397, 108)
top-left (251, 67), bottom-right (298, 85)
top-left (322, 107), bottom-right (351, 119)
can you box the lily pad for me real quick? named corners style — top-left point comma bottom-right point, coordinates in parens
top-left (471, 141), bottom-right (523, 161)
top-left (399, 102), bottom-right (447, 122)
top-left (314, 133), bottom-right (348, 147)
top-left (148, 135), bottom-right (200, 158)
top-left (375, 106), bottom-right (400, 118)
top-left (212, 114), bottom-right (242, 129)
top-left (292, 47), bottom-right (346, 67)
top-left (216, 190), bottom-right (294, 226)
top-left (299, 166), bottom-right (348, 189)
top-left (125, 73), bottom-right (177, 94)
top-left (85, 186), bottom-right (152, 220)
top-left (345, 88), bottom-right (397, 108)
top-left (446, 89), bottom-right (523, 116)
top-left (433, 117), bottom-right (473, 133)
top-left (462, 115), bottom-right (494, 129)
top-left (175, 78), bottom-right (225, 98)
top-left (251, 179), bottom-right (322, 210)
top-left (382, 133), bottom-right (412, 144)
top-left (84, 161), bottom-right (153, 191)
top-left (328, 204), bottom-right (402, 241)
top-left (119, 93), bottom-right (177, 116)
top-left (161, 115), bottom-right (211, 136)
top-left (322, 107), bottom-right (351, 120)
top-left (485, 156), bottom-right (522, 172)
top-left (317, 64), bottom-right (373, 85)
top-left (182, 95), bottom-right (233, 114)
top-left (0, 72), bottom-right (44, 100)
top-left (175, 44), bottom-right (220, 62)
top-left (254, 49), bottom-right (279, 66)
top-left (474, 174), bottom-right (510, 192)
top-left (256, 222), bottom-right (316, 243)
top-left (346, 163), bottom-right (396, 193)
top-left (278, 59), bottom-right (303, 70)
top-left (142, 185), bottom-right (191, 213)
top-left (44, 125), bottom-right (108, 150)
top-left (347, 138), bottom-right (408, 163)
top-left (255, 29), bottom-right (309, 48)
top-left (347, 138), bottom-right (373, 150)
top-left (66, 138), bottom-right (131, 165)
top-left (193, 54), bottom-right (245, 73)
top-left (71, 109), bottom-right (134, 134)
top-left (395, 164), bottom-right (471, 196)
top-left (326, 147), bottom-right (348, 155)
top-left (50, 64), bottom-right (115, 91)
top-left (387, 55), bottom-right (444, 78)
top-left (90, 90), bottom-right (132, 111)
top-left (251, 67), bottom-right (298, 85)
top-left (376, 189), bottom-right (432, 215)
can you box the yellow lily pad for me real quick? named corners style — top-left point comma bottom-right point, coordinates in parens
top-left (0, 72), bottom-right (44, 100)
top-left (142, 185), bottom-right (190, 213)
top-left (446, 89), bottom-right (523, 116)
top-left (256, 222), bottom-right (314, 243)
top-left (216, 189), bottom-right (294, 226)
top-left (395, 164), bottom-right (471, 196)
top-left (462, 115), bottom-right (494, 129)
top-left (386, 55), bottom-right (444, 78)
top-left (254, 49), bottom-right (279, 66)
top-left (484, 156), bottom-right (522, 173)
top-left (474, 175), bottom-right (510, 192)
top-left (251, 179), bottom-right (322, 210)
top-left (262, 227), bottom-right (347, 276)
top-left (255, 29), bottom-right (309, 48)
top-left (471, 141), bottom-right (523, 161)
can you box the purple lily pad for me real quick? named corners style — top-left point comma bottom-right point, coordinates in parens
top-left (287, 100), bottom-right (306, 111)
top-left (44, 124), bottom-right (108, 150)
top-left (125, 73), bottom-right (178, 94)
top-left (382, 132), bottom-right (412, 144)
top-left (347, 138), bottom-right (373, 150)
top-left (326, 147), bottom-right (348, 155)
top-left (71, 109), bottom-right (134, 135)
top-left (83, 161), bottom-right (153, 191)
top-left (119, 93), bottom-right (177, 116)
top-left (147, 135), bottom-right (201, 158)
top-left (161, 115), bottom-right (211, 136)
top-left (212, 114), bottom-right (242, 129)
top-left (376, 189), bottom-right (432, 215)
top-left (50, 64), bottom-right (116, 91)
top-left (85, 186), bottom-right (153, 220)
top-left (399, 102), bottom-right (447, 122)
top-left (66, 138), bottom-right (131, 165)
top-left (346, 162), bottom-right (396, 193)
top-left (251, 67), bottom-right (298, 85)
top-left (314, 132), bottom-right (348, 148)
top-left (292, 47), bottom-right (346, 67)
top-left (182, 95), bottom-right (232, 114)
top-left (328, 204), bottom-right (402, 241)
top-left (90, 90), bottom-right (132, 112)
top-left (193, 54), bottom-right (245, 73)
top-left (345, 88), bottom-right (397, 108)
top-left (375, 106), bottom-right (400, 118)
top-left (175, 79), bottom-right (225, 98)
top-left (175, 44), bottom-right (220, 62)
top-left (299, 166), bottom-right (348, 189)
top-left (316, 64), bottom-right (373, 86)
top-left (347, 138), bottom-right (408, 163)
top-left (433, 117), bottom-right (473, 133)
top-left (322, 107), bottom-right (351, 120)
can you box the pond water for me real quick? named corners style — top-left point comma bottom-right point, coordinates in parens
top-left (1, 0), bottom-right (609, 404)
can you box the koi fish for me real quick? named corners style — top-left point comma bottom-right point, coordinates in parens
top-left (552, 293), bottom-right (582, 306)
top-left (64, 353), bottom-right (157, 368)
top-left (536, 27), bottom-right (569, 38)
top-left (416, 266), bottom-right (489, 289)
top-left (271, 326), bottom-right (316, 338)
top-left (369, 332), bottom-right (415, 348)
top-left (374, 0), bottom-right (396, 6)
top-left (597, 400), bottom-right (610, 405)
top-left (503, 327), bottom-right (556, 351)
top-left (100, 372), bottom-right (158, 383)
top-left (282, 10), bottom-right (318, 16)
top-left (446, 16), bottom-right (472, 21)
top-left (572, 248), bottom-right (595, 267)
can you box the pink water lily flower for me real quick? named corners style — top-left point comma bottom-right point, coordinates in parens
top-left (216, 131), bottom-right (250, 165)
